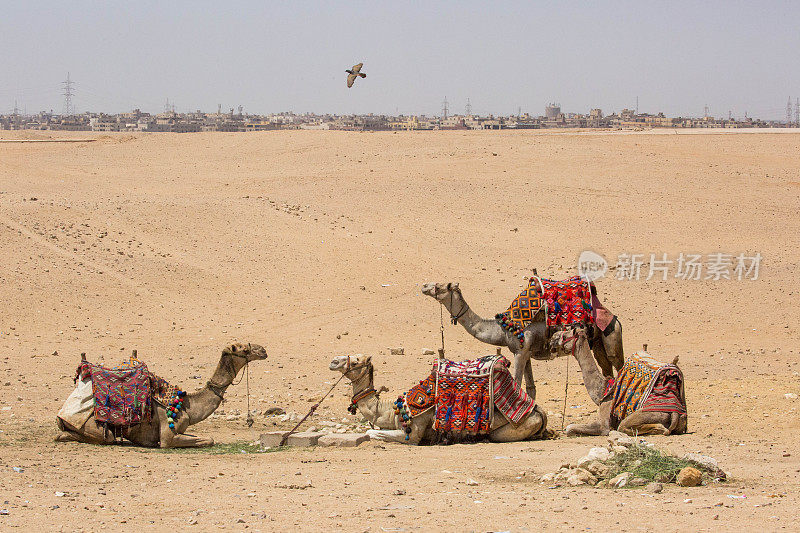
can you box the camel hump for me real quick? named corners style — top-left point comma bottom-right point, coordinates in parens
top-left (671, 355), bottom-right (680, 366)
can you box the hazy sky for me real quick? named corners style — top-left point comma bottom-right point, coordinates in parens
top-left (2, 1), bottom-right (799, 120)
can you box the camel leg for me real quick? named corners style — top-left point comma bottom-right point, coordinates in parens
top-left (489, 406), bottom-right (547, 442)
top-left (55, 430), bottom-right (84, 443)
top-left (564, 401), bottom-right (612, 437)
top-left (55, 418), bottom-right (117, 445)
top-left (366, 429), bottom-right (409, 443)
top-left (159, 423), bottom-right (214, 448)
top-left (600, 319), bottom-right (624, 372)
top-left (590, 330), bottom-right (615, 380)
top-left (617, 410), bottom-right (685, 436)
top-left (523, 359), bottom-right (536, 401)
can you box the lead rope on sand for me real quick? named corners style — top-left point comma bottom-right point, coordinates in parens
top-left (245, 363), bottom-right (253, 427)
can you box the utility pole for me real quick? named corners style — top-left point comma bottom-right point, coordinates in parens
top-left (787, 98), bottom-right (793, 125)
top-left (62, 73), bottom-right (75, 116)
top-left (635, 96), bottom-right (639, 115)
top-left (465, 98), bottom-right (472, 116)
top-left (441, 97), bottom-right (448, 119)
top-left (704, 104), bottom-right (709, 118)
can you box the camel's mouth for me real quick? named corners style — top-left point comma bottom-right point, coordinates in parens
top-left (247, 344), bottom-right (269, 360)
top-left (421, 282), bottom-right (437, 296)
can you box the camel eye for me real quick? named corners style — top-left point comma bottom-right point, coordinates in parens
top-left (231, 344), bottom-right (237, 352)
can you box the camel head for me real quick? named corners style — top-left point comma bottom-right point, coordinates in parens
top-left (421, 282), bottom-right (460, 302)
top-left (549, 326), bottom-right (588, 356)
top-left (329, 354), bottom-right (373, 381)
top-left (222, 342), bottom-right (268, 362)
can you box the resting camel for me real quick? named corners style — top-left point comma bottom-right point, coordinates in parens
top-left (55, 342), bottom-right (267, 448)
top-left (329, 354), bottom-right (548, 444)
top-left (421, 281), bottom-right (624, 401)
top-left (550, 328), bottom-right (687, 436)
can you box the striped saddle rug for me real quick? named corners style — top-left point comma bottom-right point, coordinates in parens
top-left (496, 275), bottom-right (617, 341)
top-left (607, 352), bottom-right (687, 427)
top-left (403, 355), bottom-right (535, 436)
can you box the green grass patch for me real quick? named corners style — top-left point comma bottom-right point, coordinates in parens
top-left (604, 443), bottom-right (723, 485)
top-left (138, 441), bottom-right (289, 455)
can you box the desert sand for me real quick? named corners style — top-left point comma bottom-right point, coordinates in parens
top-left (1, 129), bottom-right (799, 531)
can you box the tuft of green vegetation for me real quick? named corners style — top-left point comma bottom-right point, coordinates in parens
top-left (604, 443), bottom-right (723, 486)
top-left (139, 441), bottom-right (288, 455)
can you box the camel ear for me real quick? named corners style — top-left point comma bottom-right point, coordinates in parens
top-left (452, 282), bottom-right (459, 290)
top-left (364, 355), bottom-right (372, 364)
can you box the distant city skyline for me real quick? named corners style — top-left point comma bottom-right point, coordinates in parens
top-left (2, 2), bottom-right (799, 121)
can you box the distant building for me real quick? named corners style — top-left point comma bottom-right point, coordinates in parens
top-left (545, 103), bottom-right (561, 120)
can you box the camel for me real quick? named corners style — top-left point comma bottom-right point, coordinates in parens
top-left (550, 328), bottom-right (687, 437)
top-left (329, 354), bottom-right (548, 445)
top-left (55, 342), bottom-right (267, 448)
top-left (421, 281), bottom-right (624, 402)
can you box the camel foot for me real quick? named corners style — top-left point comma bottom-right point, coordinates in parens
top-left (161, 434), bottom-right (215, 448)
top-left (366, 429), bottom-right (408, 444)
top-left (55, 431), bottom-right (79, 443)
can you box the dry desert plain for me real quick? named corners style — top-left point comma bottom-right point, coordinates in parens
top-left (1, 129), bottom-right (800, 532)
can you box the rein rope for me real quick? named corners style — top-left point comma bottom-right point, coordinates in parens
top-left (449, 290), bottom-right (468, 325)
top-left (559, 332), bottom-right (579, 431)
top-left (279, 356), bottom-right (360, 446)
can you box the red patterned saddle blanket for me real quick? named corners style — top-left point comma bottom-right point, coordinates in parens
top-left (496, 275), bottom-right (614, 337)
top-left (404, 355), bottom-right (535, 436)
top-left (75, 355), bottom-right (183, 427)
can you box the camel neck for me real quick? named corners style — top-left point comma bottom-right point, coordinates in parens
top-left (441, 291), bottom-right (507, 346)
top-left (348, 367), bottom-right (396, 430)
top-left (570, 337), bottom-right (606, 406)
top-left (184, 353), bottom-right (247, 425)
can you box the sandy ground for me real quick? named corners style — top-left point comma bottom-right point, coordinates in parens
top-left (1, 129), bottom-right (799, 532)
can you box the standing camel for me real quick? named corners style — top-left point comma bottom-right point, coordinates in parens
top-left (55, 342), bottom-right (267, 448)
top-left (550, 327), bottom-right (687, 436)
top-left (329, 354), bottom-right (548, 445)
top-left (421, 281), bottom-right (623, 402)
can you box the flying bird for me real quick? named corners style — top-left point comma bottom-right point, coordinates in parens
top-left (346, 63), bottom-right (366, 88)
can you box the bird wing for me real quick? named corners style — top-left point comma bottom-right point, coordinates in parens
top-left (351, 63), bottom-right (363, 74)
top-left (347, 73), bottom-right (357, 88)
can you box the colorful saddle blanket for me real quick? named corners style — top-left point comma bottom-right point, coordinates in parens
top-left (75, 355), bottom-right (183, 427)
top-left (76, 361), bottom-right (153, 427)
top-left (497, 276), bottom-right (608, 339)
top-left (404, 355), bottom-right (535, 436)
top-left (607, 352), bottom-right (687, 427)
top-left (113, 354), bottom-right (182, 407)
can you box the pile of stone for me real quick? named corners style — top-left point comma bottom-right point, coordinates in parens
top-left (258, 430), bottom-right (370, 449)
top-left (540, 431), bottom-right (726, 490)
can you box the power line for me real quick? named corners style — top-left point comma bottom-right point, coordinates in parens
top-left (62, 73), bottom-right (75, 116)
